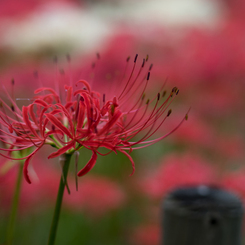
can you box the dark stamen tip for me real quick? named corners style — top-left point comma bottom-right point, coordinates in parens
top-left (157, 93), bottom-right (160, 100)
top-left (134, 54), bottom-right (138, 63)
top-left (142, 93), bottom-right (145, 100)
top-left (176, 89), bottom-right (179, 95)
top-left (162, 91), bottom-right (166, 97)
top-left (11, 105), bottom-right (15, 112)
top-left (172, 87), bottom-right (178, 93)
top-left (146, 99), bottom-right (150, 105)
top-left (142, 58), bottom-right (145, 68)
top-left (147, 72), bottom-right (150, 81)
top-left (146, 54), bottom-right (149, 62)
top-left (149, 64), bottom-right (153, 71)
top-left (185, 114), bottom-right (188, 120)
top-left (126, 56), bottom-right (130, 62)
top-left (167, 109), bottom-right (172, 117)
top-left (11, 79), bottom-right (15, 85)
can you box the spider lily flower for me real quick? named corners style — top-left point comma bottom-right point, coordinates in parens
top-left (0, 54), bottom-right (188, 184)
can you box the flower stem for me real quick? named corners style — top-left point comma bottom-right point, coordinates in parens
top-left (6, 163), bottom-right (23, 245)
top-left (47, 153), bottom-right (72, 245)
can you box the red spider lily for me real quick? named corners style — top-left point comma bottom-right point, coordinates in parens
top-left (0, 54), bottom-right (188, 184)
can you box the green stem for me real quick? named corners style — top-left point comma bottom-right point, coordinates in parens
top-left (6, 163), bottom-right (23, 245)
top-left (47, 153), bottom-right (72, 245)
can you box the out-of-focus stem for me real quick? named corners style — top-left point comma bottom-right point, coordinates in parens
top-left (6, 163), bottom-right (23, 245)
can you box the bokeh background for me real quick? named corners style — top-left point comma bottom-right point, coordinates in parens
top-left (0, 0), bottom-right (245, 244)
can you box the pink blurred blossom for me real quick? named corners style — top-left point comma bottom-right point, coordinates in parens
top-left (64, 175), bottom-right (126, 216)
top-left (0, 157), bottom-right (126, 216)
top-left (165, 113), bottom-right (215, 148)
top-left (139, 153), bottom-right (215, 199)
top-left (0, 157), bottom-right (60, 213)
top-left (165, 113), bottom-right (245, 159)
top-left (0, 0), bottom-right (80, 19)
top-left (215, 135), bottom-right (245, 159)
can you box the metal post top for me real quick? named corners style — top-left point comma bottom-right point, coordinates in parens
top-left (163, 185), bottom-right (243, 215)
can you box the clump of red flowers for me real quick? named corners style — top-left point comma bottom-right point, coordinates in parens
top-left (139, 153), bottom-right (215, 199)
top-left (63, 175), bottom-right (126, 216)
top-left (0, 54), bottom-right (188, 183)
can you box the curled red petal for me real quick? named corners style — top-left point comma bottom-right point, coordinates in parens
top-left (113, 96), bottom-right (118, 107)
top-left (34, 88), bottom-right (59, 102)
top-left (8, 126), bottom-right (13, 133)
top-left (73, 90), bottom-right (89, 97)
top-left (45, 113), bottom-right (73, 139)
top-left (77, 151), bottom-right (97, 177)
top-left (97, 110), bottom-right (122, 136)
top-left (47, 141), bottom-right (74, 159)
top-left (23, 142), bottom-right (44, 184)
top-left (34, 99), bottom-right (48, 107)
top-left (56, 103), bottom-right (75, 136)
top-left (23, 155), bottom-right (33, 184)
top-left (29, 104), bottom-right (39, 126)
top-left (65, 102), bottom-right (73, 109)
top-left (76, 101), bottom-right (85, 129)
top-left (22, 106), bottom-right (41, 139)
top-left (75, 80), bottom-right (91, 93)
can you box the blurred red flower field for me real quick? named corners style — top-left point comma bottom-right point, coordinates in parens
top-left (0, 0), bottom-right (245, 244)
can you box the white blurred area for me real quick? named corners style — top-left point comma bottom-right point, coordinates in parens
top-left (90, 0), bottom-right (224, 27)
top-left (0, 0), bottom-right (225, 57)
top-left (0, 3), bottom-right (113, 56)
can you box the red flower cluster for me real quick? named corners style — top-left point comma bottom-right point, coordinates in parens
top-left (0, 162), bottom-right (125, 215)
top-left (63, 175), bottom-right (126, 216)
top-left (0, 55), bottom-right (188, 183)
top-left (139, 153), bottom-right (215, 199)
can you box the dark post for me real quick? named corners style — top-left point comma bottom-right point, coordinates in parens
top-left (162, 185), bottom-right (243, 245)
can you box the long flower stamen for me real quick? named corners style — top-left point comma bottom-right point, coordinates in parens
top-left (118, 54), bottom-right (138, 100)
